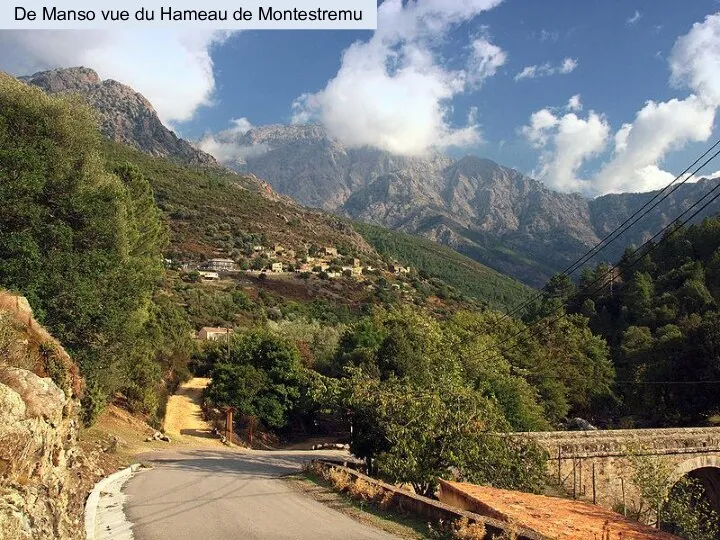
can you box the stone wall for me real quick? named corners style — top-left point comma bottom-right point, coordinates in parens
top-left (314, 459), bottom-right (547, 540)
top-left (517, 428), bottom-right (720, 515)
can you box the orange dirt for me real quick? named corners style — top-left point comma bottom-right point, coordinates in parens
top-left (163, 377), bottom-right (229, 448)
top-left (438, 480), bottom-right (680, 540)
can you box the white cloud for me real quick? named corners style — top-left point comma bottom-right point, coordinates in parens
top-left (290, 0), bottom-right (505, 155)
top-left (670, 13), bottom-right (720, 107)
top-left (521, 104), bottom-right (610, 192)
top-left (567, 94), bottom-right (582, 111)
top-left (523, 13), bottom-right (720, 196)
top-left (596, 96), bottom-right (715, 193)
top-left (198, 118), bottom-right (269, 165)
top-left (627, 10), bottom-right (642, 26)
top-left (468, 37), bottom-right (507, 86)
top-left (514, 57), bottom-right (578, 81)
top-left (0, 29), bottom-right (230, 125)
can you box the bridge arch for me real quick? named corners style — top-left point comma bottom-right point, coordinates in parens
top-left (671, 455), bottom-right (720, 515)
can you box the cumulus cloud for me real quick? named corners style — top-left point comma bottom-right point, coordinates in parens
top-left (514, 57), bottom-right (578, 81)
top-left (0, 29), bottom-right (230, 125)
top-left (197, 117), bottom-right (269, 165)
top-left (670, 13), bottom-right (720, 107)
top-left (290, 0), bottom-right (505, 155)
top-left (521, 99), bottom-right (611, 192)
top-left (523, 13), bottom-right (720, 196)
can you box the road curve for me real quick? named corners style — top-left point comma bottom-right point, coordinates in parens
top-left (123, 449), bottom-right (398, 540)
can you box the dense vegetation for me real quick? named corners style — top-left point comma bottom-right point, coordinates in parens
top-left (196, 305), bottom-right (614, 495)
top-left (0, 74), bottom-right (193, 424)
top-left (354, 222), bottom-right (534, 310)
top-left (543, 219), bottom-right (720, 427)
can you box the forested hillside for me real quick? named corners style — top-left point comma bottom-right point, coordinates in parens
top-left (0, 73), bottom-right (194, 424)
top-left (353, 222), bottom-right (534, 309)
top-left (541, 219), bottom-right (720, 427)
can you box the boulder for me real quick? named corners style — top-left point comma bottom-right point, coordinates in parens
top-left (0, 368), bottom-right (65, 424)
top-left (0, 384), bottom-right (27, 424)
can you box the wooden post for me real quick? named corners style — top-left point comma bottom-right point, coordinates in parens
top-left (557, 447), bottom-right (562, 486)
top-left (579, 458), bottom-right (583, 496)
top-left (225, 408), bottom-right (233, 443)
top-left (592, 462), bottom-right (597, 504)
top-left (573, 458), bottom-right (577, 499)
top-left (621, 478), bottom-right (626, 516)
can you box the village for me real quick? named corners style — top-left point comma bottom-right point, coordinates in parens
top-left (171, 244), bottom-right (414, 341)
top-left (179, 243), bottom-right (411, 283)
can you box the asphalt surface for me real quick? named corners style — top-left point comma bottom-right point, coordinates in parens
top-left (123, 449), bottom-right (398, 540)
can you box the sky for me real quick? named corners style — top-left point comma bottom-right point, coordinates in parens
top-left (2, 0), bottom-right (720, 197)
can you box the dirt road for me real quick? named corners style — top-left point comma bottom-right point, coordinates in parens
top-left (163, 378), bottom-right (225, 448)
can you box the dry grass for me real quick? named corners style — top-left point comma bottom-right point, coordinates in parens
top-left (452, 518), bottom-right (487, 540)
top-left (287, 469), bottom-right (434, 540)
top-left (0, 291), bottom-right (83, 399)
top-left (304, 462), bottom-right (501, 540)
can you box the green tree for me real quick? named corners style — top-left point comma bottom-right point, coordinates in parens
top-left (344, 373), bottom-right (547, 497)
top-left (205, 330), bottom-right (304, 429)
top-left (0, 74), bottom-right (176, 423)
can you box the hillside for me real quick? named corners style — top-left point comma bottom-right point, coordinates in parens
top-left (7, 66), bottom-right (532, 317)
top-left (101, 140), bottom-right (532, 313)
top-left (353, 222), bottom-right (533, 308)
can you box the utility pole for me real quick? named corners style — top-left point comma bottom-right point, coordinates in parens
top-left (226, 327), bottom-right (231, 359)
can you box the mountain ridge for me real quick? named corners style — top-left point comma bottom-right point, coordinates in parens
top-left (21, 66), bottom-right (219, 167)
top-left (226, 124), bottom-right (720, 286)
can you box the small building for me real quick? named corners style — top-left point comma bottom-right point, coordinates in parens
top-left (322, 246), bottom-right (338, 257)
top-left (296, 264), bottom-right (313, 273)
top-left (253, 245), bottom-right (264, 252)
top-left (271, 262), bottom-right (284, 273)
top-left (273, 244), bottom-right (285, 254)
top-left (199, 271), bottom-right (220, 281)
top-left (197, 327), bottom-right (232, 341)
top-left (351, 266), bottom-right (363, 277)
top-left (204, 258), bottom-right (236, 272)
top-left (351, 258), bottom-right (361, 267)
top-left (389, 264), bottom-right (411, 275)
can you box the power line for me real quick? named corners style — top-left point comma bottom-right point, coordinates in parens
top-left (491, 138), bottom-right (720, 326)
top-left (476, 152), bottom-right (720, 365)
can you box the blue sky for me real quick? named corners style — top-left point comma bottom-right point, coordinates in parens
top-left (3, 0), bottom-right (720, 195)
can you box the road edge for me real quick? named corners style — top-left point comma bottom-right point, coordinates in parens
top-left (84, 463), bottom-right (142, 540)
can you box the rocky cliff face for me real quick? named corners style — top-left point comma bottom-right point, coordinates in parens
top-left (0, 293), bottom-right (91, 540)
top-left (21, 67), bottom-right (218, 167)
top-left (225, 124), bottom-right (453, 210)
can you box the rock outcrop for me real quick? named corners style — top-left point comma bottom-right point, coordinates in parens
top-left (0, 292), bottom-right (89, 540)
top-left (21, 67), bottom-right (218, 167)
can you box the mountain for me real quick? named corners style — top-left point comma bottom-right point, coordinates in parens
top-left (102, 139), bottom-right (533, 310)
top-left (225, 125), bottom-right (720, 287)
top-left (21, 67), bottom-right (218, 167)
top-left (17, 67), bottom-right (530, 308)
top-left (215, 123), bottom-right (453, 210)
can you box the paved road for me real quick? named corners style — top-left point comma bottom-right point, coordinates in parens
top-left (123, 449), bottom-right (398, 540)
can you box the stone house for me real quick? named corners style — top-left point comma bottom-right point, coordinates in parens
top-left (197, 327), bottom-right (232, 340)
top-left (204, 258), bottom-right (236, 272)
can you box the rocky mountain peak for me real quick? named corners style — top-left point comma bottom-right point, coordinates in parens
top-left (22, 66), bottom-right (216, 167)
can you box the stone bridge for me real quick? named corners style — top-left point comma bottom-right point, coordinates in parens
top-left (519, 427), bottom-right (720, 516)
